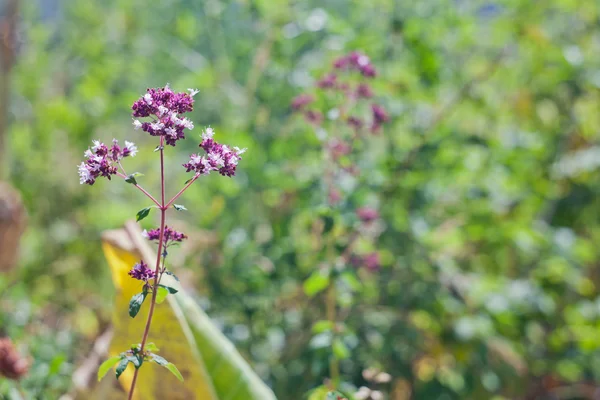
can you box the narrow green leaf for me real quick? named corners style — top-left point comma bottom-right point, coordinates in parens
top-left (155, 286), bottom-right (169, 304)
top-left (151, 354), bottom-right (168, 366)
top-left (165, 362), bottom-right (184, 382)
top-left (98, 356), bottom-right (122, 382)
top-left (126, 354), bottom-right (143, 369)
top-left (173, 204), bottom-right (187, 211)
top-left (136, 207), bottom-right (151, 222)
top-left (115, 358), bottom-right (130, 379)
top-left (332, 338), bottom-right (350, 360)
top-left (303, 271), bottom-right (330, 297)
top-left (184, 178), bottom-right (193, 184)
top-left (129, 292), bottom-right (147, 318)
top-left (125, 172), bottom-right (144, 185)
top-left (159, 284), bottom-right (178, 294)
top-left (145, 342), bottom-right (159, 352)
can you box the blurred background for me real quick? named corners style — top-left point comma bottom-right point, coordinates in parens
top-left (1, 0), bottom-right (600, 399)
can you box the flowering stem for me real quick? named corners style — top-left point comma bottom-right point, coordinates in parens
top-left (116, 172), bottom-right (161, 208)
top-left (127, 137), bottom-right (167, 400)
top-left (165, 173), bottom-right (200, 209)
top-left (325, 237), bottom-right (339, 388)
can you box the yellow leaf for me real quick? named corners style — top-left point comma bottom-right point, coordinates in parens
top-left (91, 221), bottom-right (276, 400)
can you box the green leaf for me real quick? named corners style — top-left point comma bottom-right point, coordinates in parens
top-left (145, 342), bottom-right (159, 352)
top-left (49, 354), bottom-right (66, 375)
top-left (129, 292), bottom-right (147, 318)
top-left (125, 172), bottom-right (144, 185)
top-left (126, 354), bottom-right (143, 369)
top-left (173, 204), bottom-right (187, 211)
top-left (155, 286), bottom-right (169, 304)
top-left (165, 362), bottom-right (184, 382)
top-left (115, 358), bottom-right (130, 379)
top-left (159, 284), bottom-right (178, 294)
top-left (151, 353), bottom-right (168, 366)
top-left (312, 320), bottom-right (334, 334)
top-left (332, 338), bottom-right (350, 360)
top-left (303, 271), bottom-right (330, 297)
top-left (136, 207), bottom-right (151, 222)
top-left (184, 178), bottom-right (193, 184)
top-left (97, 355), bottom-right (122, 381)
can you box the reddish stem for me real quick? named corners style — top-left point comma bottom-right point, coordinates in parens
top-left (116, 171), bottom-right (161, 208)
top-left (127, 137), bottom-right (167, 400)
top-left (165, 172), bottom-right (200, 209)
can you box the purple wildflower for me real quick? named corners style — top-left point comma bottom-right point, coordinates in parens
top-left (371, 104), bottom-right (389, 124)
top-left (183, 127), bottom-right (246, 177)
top-left (330, 139), bottom-right (352, 159)
top-left (371, 104), bottom-right (389, 133)
top-left (333, 55), bottom-right (350, 69)
top-left (304, 110), bottom-right (323, 125)
top-left (317, 73), bottom-right (337, 89)
top-left (78, 139), bottom-right (137, 185)
top-left (291, 94), bottom-right (314, 111)
top-left (128, 260), bottom-right (156, 282)
top-left (363, 252), bottom-right (380, 271)
top-left (347, 116), bottom-right (364, 130)
top-left (356, 83), bottom-right (373, 98)
top-left (356, 207), bottom-right (379, 223)
top-left (142, 226), bottom-right (187, 247)
top-left (131, 85), bottom-right (199, 146)
top-left (359, 64), bottom-right (377, 77)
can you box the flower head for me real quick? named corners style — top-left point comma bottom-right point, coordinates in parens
top-left (131, 85), bottom-right (196, 146)
top-left (0, 337), bottom-right (29, 380)
top-left (183, 127), bottom-right (246, 177)
top-left (128, 260), bottom-right (156, 282)
top-left (356, 207), bottom-right (379, 223)
top-left (78, 139), bottom-right (137, 185)
top-left (371, 104), bottom-right (389, 133)
top-left (304, 110), bottom-right (323, 125)
top-left (356, 83), bottom-right (373, 98)
top-left (317, 73), bottom-right (337, 89)
top-left (291, 94), bottom-right (314, 111)
top-left (143, 226), bottom-right (187, 247)
top-left (332, 51), bottom-right (377, 78)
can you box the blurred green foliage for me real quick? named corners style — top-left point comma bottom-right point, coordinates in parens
top-left (1, 0), bottom-right (600, 399)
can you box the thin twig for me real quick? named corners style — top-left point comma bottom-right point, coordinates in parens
top-left (127, 137), bottom-right (167, 399)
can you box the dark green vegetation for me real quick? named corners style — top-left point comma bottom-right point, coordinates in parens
top-left (1, 0), bottom-right (599, 399)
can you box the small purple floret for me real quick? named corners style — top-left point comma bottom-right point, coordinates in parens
top-left (128, 260), bottom-right (156, 282)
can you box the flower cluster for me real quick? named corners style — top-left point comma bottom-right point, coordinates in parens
top-left (356, 207), bottom-right (379, 223)
top-left (183, 127), bottom-right (247, 177)
top-left (291, 51), bottom-right (389, 134)
top-left (0, 337), bottom-right (28, 380)
top-left (78, 139), bottom-right (137, 185)
top-left (128, 260), bottom-right (156, 283)
top-left (351, 252), bottom-right (380, 272)
top-left (142, 226), bottom-right (187, 247)
top-left (132, 86), bottom-right (199, 146)
top-left (333, 51), bottom-right (377, 77)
